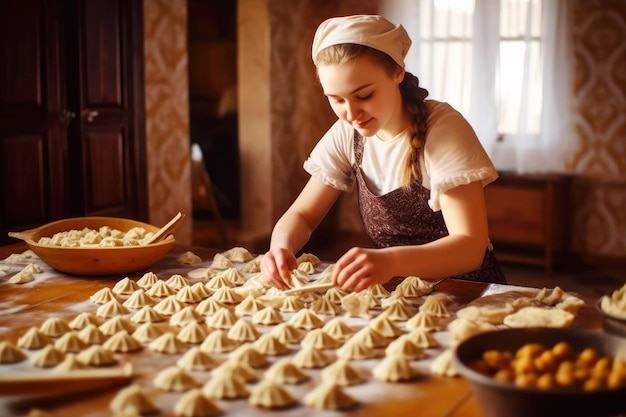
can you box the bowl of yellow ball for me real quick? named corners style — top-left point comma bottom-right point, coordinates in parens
top-left (453, 327), bottom-right (626, 417)
top-left (8, 217), bottom-right (175, 276)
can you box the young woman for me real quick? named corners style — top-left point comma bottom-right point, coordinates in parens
top-left (261, 14), bottom-right (506, 292)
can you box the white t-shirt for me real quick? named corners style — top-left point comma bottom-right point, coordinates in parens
top-left (303, 100), bottom-right (498, 211)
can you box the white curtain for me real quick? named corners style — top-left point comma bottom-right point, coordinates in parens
top-left (381, 0), bottom-right (575, 174)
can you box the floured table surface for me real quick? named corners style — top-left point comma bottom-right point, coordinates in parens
top-left (0, 244), bottom-right (602, 417)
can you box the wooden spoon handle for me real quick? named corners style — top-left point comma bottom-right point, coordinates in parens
top-left (144, 212), bottom-right (185, 245)
top-left (282, 282), bottom-right (335, 295)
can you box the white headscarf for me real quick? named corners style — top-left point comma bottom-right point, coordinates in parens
top-left (312, 14), bottom-right (412, 68)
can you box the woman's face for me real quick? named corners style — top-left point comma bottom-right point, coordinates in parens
top-left (317, 54), bottom-right (405, 140)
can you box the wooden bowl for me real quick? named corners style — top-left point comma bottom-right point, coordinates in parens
top-left (9, 217), bottom-right (175, 276)
top-left (596, 298), bottom-right (626, 338)
top-left (453, 327), bottom-right (626, 417)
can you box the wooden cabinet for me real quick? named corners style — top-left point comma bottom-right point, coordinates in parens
top-left (484, 173), bottom-right (570, 272)
top-left (0, 0), bottom-right (147, 245)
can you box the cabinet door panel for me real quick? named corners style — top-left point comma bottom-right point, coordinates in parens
top-left (85, 130), bottom-right (125, 210)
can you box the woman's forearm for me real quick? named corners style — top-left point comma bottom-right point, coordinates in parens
top-left (269, 212), bottom-right (314, 254)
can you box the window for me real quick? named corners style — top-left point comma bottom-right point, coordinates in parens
top-left (382, 0), bottom-right (574, 173)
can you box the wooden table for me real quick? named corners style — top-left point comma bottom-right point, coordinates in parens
top-left (0, 243), bottom-right (603, 417)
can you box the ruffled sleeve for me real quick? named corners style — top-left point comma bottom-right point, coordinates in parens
top-left (424, 102), bottom-right (499, 212)
top-left (303, 119), bottom-right (356, 192)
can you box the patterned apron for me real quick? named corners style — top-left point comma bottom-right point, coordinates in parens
top-left (352, 132), bottom-right (506, 284)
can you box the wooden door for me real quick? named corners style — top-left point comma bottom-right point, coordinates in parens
top-left (0, 0), bottom-right (147, 245)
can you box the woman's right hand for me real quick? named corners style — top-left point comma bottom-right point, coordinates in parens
top-left (260, 248), bottom-right (297, 290)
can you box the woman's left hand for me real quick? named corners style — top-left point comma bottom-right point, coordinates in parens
top-left (332, 247), bottom-right (393, 292)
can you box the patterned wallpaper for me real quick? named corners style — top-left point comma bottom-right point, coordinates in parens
top-left (570, 0), bottom-right (626, 260)
top-left (143, 0), bottom-right (193, 245)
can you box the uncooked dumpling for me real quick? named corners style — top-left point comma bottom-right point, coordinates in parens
top-left (113, 277), bottom-right (140, 295)
top-left (263, 358), bottom-right (309, 384)
top-left (447, 318), bottom-right (497, 344)
top-left (212, 360), bottom-right (257, 383)
top-left (366, 284), bottom-right (390, 300)
top-left (297, 261), bottom-right (316, 274)
top-left (174, 388), bottom-right (222, 417)
top-left (103, 330), bottom-right (142, 352)
top-left (76, 344), bottom-right (116, 366)
top-left (270, 322), bottom-right (305, 344)
top-left (170, 306), bottom-right (204, 327)
top-left (123, 290), bottom-right (158, 309)
top-left (54, 331), bottom-right (87, 353)
top-left (53, 353), bottom-right (87, 372)
top-left (149, 332), bottom-right (187, 354)
top-left (279, 296), bottom-right (306, 313)
top-left (406, 327), bottom-right (440, 348)
top-left (503, 306), bottom-right (575, 328)
top-left (221, 246), bottom-right (254, 263)
top-left (322, 318), bottom-right (356, 342)
top-left (202, 373), bottom-right (249, 399)
top-left (324, 287), bottom-right (349, 304)
top-left (456, 304), bottom-right (515, 325)
top-left (189, 282), bottom-right (211, 300)
top-left (252, 306), bottom-right (284, 325)
top-left (430, 348), bottom-right (459, 377)
top-left (177, 321), bottom-right (209, 344)
top-left (211, 287), bottom-right (243, 304)
top-left (177, 347), bottom-right (219, 371)
top-left (132, 322), bottom-right (164, 343)
top-left (288, 269), bottom-right (310, 289)
top-left (405, 311), bottom-right (442, 332)
top-left (235, 295), bottom-right (265, 316)
top-left (240, 257), bottom-right (262, 273)
top-left (301, 328), bottom-right (342, 350)
top-left (90, 287), bottom-right (118, 304)
top-left (205, 307), bottom-right (238, 329)
top-left (18, 327), bottom-right (52, 350)
top-left (39, 317), bottom-right (71, 338)
top-left (419, 295), bottom-right (451, 317)
top-left (30, 344), bottom-right (64, 367)
top-left (253, 333), bottom-right (291, 355)
top-left (292, 345), bottom-right (332, 368)
top-left (372, 354), bottom-right (419, 382)
top-left (227, 318), bottom-right (261, 342)
top-left (109, 384), bottom-right (158, 415)
top-left (368, 314), bottom-right (404, 338)
top-left (96, 298), bottom-right (130, 318)
top-left (153, 295), bottom-right (186, 316)
top-left (130, 305), bottom-right (165, 323)
top-left (200, 329), bottom-right (238, 353)
top-left (165, 274), bottom-right (190, 291)
top-left (209, 253), bottom-right (234, 270)
top-left (249, 379), bottom-right (296, 409)
top-left (385, 334), bottom-right (426, 360)
top-left (195, 297), bottom-right (225, 316)
top-left (176, 286), bottom-right (202, 303)
top-left (8, 270), bottom-right (34, 283)
top-left (395, 276), bottom-right (433, 297)
top-left (341, 292), bottom-right (373, 319)
top-left (69, 312), bottom-right (101, 330)
top-left (288, 308), bottom-right (324, 330)
top-left (99, 315), bottom-right (135, 336)
top-left (145, 280), bottom-right (176, 298)
top-left (309, 296), bottom-right (340, 316)
top-left (296, 253), bottom-right (320, 266)
top-left (351, 326), bottom-right (389, 348)
top-left (0, 340), bottom-right (27, 363)
top-left (336, 337), bottom-right (379, 360)
top-left (177, 251), bottom-right (202, 265)
top-left (229, 343), bottom-right (268, 368)
top-left (380, 301), bottom-right (415, 321)
top-left (320, 359), bottom-right (365, 386)
top-left (205, 274), bottom-right (235, 290)
top-left (153, 366), bottom-right (201, 391)
top-left (78, 324), bottom-right (108, 345)
top-left (303, 381), bottom-right (357, 410)
top-left (136, 271), bottom-right (159, 289)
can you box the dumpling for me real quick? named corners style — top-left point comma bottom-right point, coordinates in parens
top-left (177, 250), bottom-right (202, 265)
top-left (322, 318), bottom-right (356, 342)
top-left (270, 322), bottom-right (305, 344)
top-left (0, 340), bottom-right (27, 363)
top-left (336, 337), bottom-right (379, 360)
top-left (385, 335), bottom-right (426, 360)
top-left (76, 345), bottom-right (115, 366)
top-left (145, 280), bottom-right (176, 298)
top-left (54, 331), bottom-right (87, 353)
top-left (252, 306), bottom-right (284, 325)
top-left (235, 295), bottom-right (265, 316)
top-left (136, 271), bottom-right (159, 289)
top-left (263, 359), bottom-right (309, 384)
top-left (372, 355), bottom-right (419, 382)
top-left (406, 327), bottom-right (440, 348)
top-left (169, 306), bottom-right (204, 327)
top-left (99, 315), bottom-right (135, 336)
top-left (279, 296), bottom-right (306, 313)
top-left (174, 389), bottom-right (222, 417)
top-left (456, 304), bottom-right (515, 325)
top-left (39, 317), bottom-right (71, 338)
top-left (205, 308), bottom-right (238, 330)
top-left (405, 311), bottom-right (443, 332)
top-left (123, 290), bottom-right (158, 309)
top-left (78, 324), bottom-right (108, 345)
top-left (212, 360), bottom-right (257, 383)
top-left (153, 366), bottom-right (201, 392)
top-left (200, 330), bottom-right (238, 353)
top-left (148, 332), bottom-right (187, 354)
top-left (211, 287), bottom-right (243, 305)
top-left (296, 253), bottom-right (321, 266)
top-left (303, 381), bottom-right (357, 410)
top-left (350, 327), bottom-right (389, 348)
top-left (292, 345), bottom-right (332, 369)
top-left (132, 322), bottom-right (165, 343)
top-left (297, 261), bottom-right (316, 274)
top-left (309, 296), bottom-right (341, 316)
top-left (209, 253), bottom-right (234, 270)
top-left (90, 287), bottom-right (118, 304)
top-left (69, 312), bottom-right (101, 330)
top-left (177, 321), bottom-right (209, 344)
top-left (395, 276), bottom-right (433, 297)
top-left (130, 305), bottom-right (165, 323)
top-left (301, 329), bottom-right (342, 350)
top-left (430, 348), bottom-right (459, 377)
top-left (447, 318), bottom-right (498, 344)
top-left (103, 330), bottom-right (142, 352)
top-left (228, 343), bottom-right (268, 368)
top-left (18, 327), bottom-right (52, 350)
top-left (221, 246), bottom-right (254, 263)
top-left (249, 379), bottom-right (296, 409)
top-left (109, 384), bottom-right (158, 415)
top-left (227, 319), bottom-right (261, 342)
top-left (112, 277), bottom-right (140, 295)
top-left (320, 359), bottom-right (365, 386)
top-left (252, 333), bottom-right (291, 356)
top-left (502, 306), bottom-right (575, 328)
top-left (153, 295), bottom-right (186, 316)
top-left (195, 297), bottom-right (225, 316)
top-left (30, 344), bottom-right (65, 367)
top-left (419, 295), bottom-right (451, 317)
top-left (96, 298), bottom-right (130, 318)
top-left (165, 274), bottom-right (190, 291)
top-left (177, 347), bottom-right (219, 371)
top-left (202, 373), bottom-right (249, 399)
top-left (287, 308), bottom-right (324, 330)
top-left (368, 314), bottom-right (404, 338)
top-left (380, 301), bottom-right (415, 321)
top-left (176, 286), bottom-right (202, 303)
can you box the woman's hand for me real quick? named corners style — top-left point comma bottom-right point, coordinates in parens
top-left (332, 247), bottom-right (393, 292)
top-left (260, 248), bottom-right (298, 290)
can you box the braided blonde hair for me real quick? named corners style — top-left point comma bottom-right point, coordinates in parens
top-left (315, 44), bottom-right (430, 187)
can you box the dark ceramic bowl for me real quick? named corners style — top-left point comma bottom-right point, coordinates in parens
top-left (453, 327), bottom-right (626, 417)
top-left (596, 298), bottom-right (626, 338)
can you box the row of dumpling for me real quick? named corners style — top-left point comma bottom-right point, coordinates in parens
top-left (1, 249), bottom-right (43, 283)
top-left (37, 226), bottom-right (154, 247)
